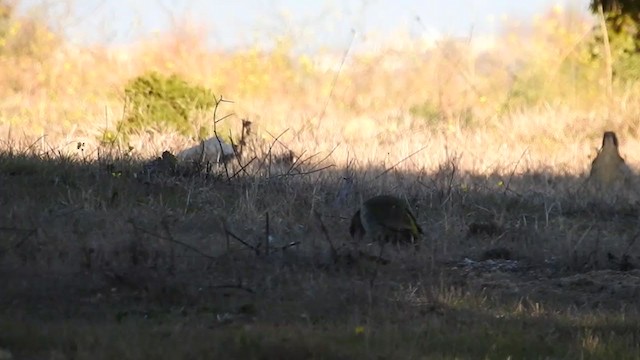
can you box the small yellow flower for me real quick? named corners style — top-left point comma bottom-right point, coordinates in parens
top-left (497, 180), bottom-right (504, 187)
top-left (354, 326), bottom-right (365, 335)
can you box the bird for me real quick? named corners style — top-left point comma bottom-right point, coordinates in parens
top-left (349, 195), bottom-right (423, 249)
top-left (160, 150), bottom-right (178, 171)
top-left (137, 150), bottom-right (179, 183)
top-left (588, 131), bottom-right (632, 190)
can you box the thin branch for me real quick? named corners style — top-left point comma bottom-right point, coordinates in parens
top-left (305, 144), bottom-right (340, 172)
top-left (314, 210), bottom-right (338, 263)
top-left (5, 227), bottom-right (37, 253)
top-left (209, 284), bottom-right (255, 294)
top-left (263, 128), bottom-right (291, 176)
top-left (229, 155), bottom-right (257, 180)
top-left (265, 212), bottom-right (270, 256)
top-left (280, 241), bottom-right (301, 251)
top-left (160, 218), bottom-right (178, 273)
top-left (128, 220), bottom-right (217, 261)
top-left (223, 222), bottom-right (258, 255)
top-left (211, 95), bottom-right (232, 180)
top-left (317, 28), bottom-right (356, 130)
top-left (503, 148), bottom-right (529, 195)
top-left (375, 145), bottom-right (429, 180)
top-left (269, 164), bottom-right (335, 179)
top-left (214, 113), bottom-right (234, 124)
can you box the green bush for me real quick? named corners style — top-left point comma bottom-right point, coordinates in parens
top-left (588, 2), bottom-right (640, 82)
top-left (410, 100), bottom-right (474, 128)
top-left (409, 100), bottom-right (442, 125)
top-left (118, 71), bottom-right (217, 139)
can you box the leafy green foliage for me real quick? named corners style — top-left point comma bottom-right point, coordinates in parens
top-left (589, 0), bottom-right (640, 81)
top-left (410, 100), bottom-right (475, 128)
top-left (590, 0), bottom-right (640, 17)
top-left (409, 100), bottom-right (441, 125)
top-left (119, 72), bottom-right (216, 138)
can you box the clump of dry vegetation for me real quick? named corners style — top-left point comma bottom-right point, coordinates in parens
top-left (2, 1), bottom-right (640, 359)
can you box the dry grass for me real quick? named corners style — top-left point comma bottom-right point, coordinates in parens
top-left (2, 3), bottom-right (640, 359)
top-left (2, 146), bottom-right (640, 359)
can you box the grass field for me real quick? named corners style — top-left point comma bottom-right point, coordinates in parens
top-left (2, 3), bottom-right (640, 359)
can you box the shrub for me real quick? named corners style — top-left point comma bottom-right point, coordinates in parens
top-left (409, 100), bottom-right (442, 125)
top-left (589, 1), bottom-right (640, 82)
top-left (118, 71), bottom-right (217, 139)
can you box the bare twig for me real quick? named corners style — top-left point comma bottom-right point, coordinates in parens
top-left (214, 113), bottom-right (234, 124)
top-left (375, 145), bottom-right (429, 180)
top-left (263, 128), bottom-right (291, 176)
top-left (266, 144), bottom-right (339, 179)
top-left (314, 210), bottom-right (338, 263)
top-left (128, 219), bottom-right (217, 261)
top-left (503, 148), bottom-right (529, 195)
top-left (316, 28), bottom-right (356, 130)
top-left (229, 156), bottom-right (257, 180)
top-left (265, 212), bottom-right (270, 256)
top-left (3, 227), bottom-right (37, 253)
top-left (211, 95), bottom-right (234, 180)
top-left (442, 157), bottom-right (458, 207)
top-left (265, 129), bottom-right (292, 152)
top-left (228, 119), bottom-right (254, 179)
top-left (269, 164), bottom-right (335, 179)
top-left (223, 220), bottom-right (231, 253)
top-left (160, 218), bottom-right (178, 274)
top-left (305, 144), bottom-right (340, 172)
top-left (280, 241), bottom-right (301, 251)
top-left (223, 222), bottom-right (258, 255)
top-left (209, 284), bottom-right (255, 294)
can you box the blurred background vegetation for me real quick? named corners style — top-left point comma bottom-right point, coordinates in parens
top-left (0, 0), bottom-right (640, 171)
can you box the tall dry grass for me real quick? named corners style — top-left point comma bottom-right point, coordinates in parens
top-left (1, 4), bottom-right (638, 178)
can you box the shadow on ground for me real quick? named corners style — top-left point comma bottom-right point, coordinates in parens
top-left (1, 150), bottom-right (640, 359)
